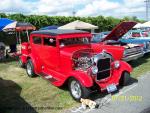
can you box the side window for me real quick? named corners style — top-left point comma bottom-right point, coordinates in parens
top-left (43, 37), bottom-right (56, 47)
top-left (33, 36), bottom-right (42, 44)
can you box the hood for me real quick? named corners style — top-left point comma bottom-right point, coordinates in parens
top-left (60, 45), bottom-right (93, 57)
top-left (102, 21), bottom-right (137, 41)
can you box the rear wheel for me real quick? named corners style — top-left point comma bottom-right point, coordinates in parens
top-left (119, 71), bottom-right (130, 86)
top-left (26, 59), bottom-right (36, 77)
top-left (68, 78), bottom-right (90, 101)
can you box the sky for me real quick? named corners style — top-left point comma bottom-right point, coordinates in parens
top-left (0, 0), bottom-right (147, 20)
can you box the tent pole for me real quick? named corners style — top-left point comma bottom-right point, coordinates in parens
top-left (15, 31), bottom-right (18, 44)
top-left (19, 31), bottom-right (21, 45)
top-left (19, 31), bottom-right (21, 53)
top-left (26, 30), bottom-right (29, 42)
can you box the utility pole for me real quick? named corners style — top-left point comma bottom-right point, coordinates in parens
top-left (72, 11), bottom-right (76, 17)
top-left (145, 0), bottom-right (150, 20)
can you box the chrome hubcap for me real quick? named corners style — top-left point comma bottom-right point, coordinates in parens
top-left (70, 80), bottom-right (81, 99)
top-left (27, 63), bottom-right (32, 75)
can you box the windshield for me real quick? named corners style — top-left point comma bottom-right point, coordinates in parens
top-left (132, 32), bottom-right (142, 37)
top-left (122, 31), bottom-right (148, 39)
top-left (91, 32), bottom-right (110, 43)
top-left (142, 31), bottom-right (149, 37)
top-left (59, 37), bottom-right (90, 47)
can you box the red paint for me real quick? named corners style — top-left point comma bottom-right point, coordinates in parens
top-left (91, 22), bottom-right (143, 61)
top-left (20, 30), bottom-right (132, 92)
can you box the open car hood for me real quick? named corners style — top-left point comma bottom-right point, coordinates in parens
top-left (102, 21), bottom-right (137, 41)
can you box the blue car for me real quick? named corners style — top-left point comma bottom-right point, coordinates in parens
top-left (120, 30), bottom-right (150, 54)
top-left (91, 31), bottom-right (111, 43)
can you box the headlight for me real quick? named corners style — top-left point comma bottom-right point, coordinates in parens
top-left (114, 61), bottom-right (120, 69)
top-left (91, 66), bottom-right (98, 75)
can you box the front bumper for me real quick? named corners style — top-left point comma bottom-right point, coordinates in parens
top-left (122, 52), bottom-right (144, 62)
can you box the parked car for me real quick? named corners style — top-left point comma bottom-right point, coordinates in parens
top-left (120, 30), bottom-right (150, 54)
top-left (91, 22), bottom-right (144, 62)
top-left (19, 29), bottom-right (132, 101)
top-left (92, 31), bottom-right (111, 42)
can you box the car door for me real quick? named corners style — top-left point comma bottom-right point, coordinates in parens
top-left (41, 36), bottom-right (60, 70)
top-left (30, 34), bottom-right (43, 64)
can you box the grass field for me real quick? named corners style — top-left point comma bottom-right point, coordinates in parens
top-left (0, 53), bottom-right (150, 113)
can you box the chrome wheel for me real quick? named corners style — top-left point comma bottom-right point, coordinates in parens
top-left (70, 80), bottom-right (81, 99)
top-left (26, 59), bottom-right (36, 77)
top-left (27, 63), bottom-right (32, 75)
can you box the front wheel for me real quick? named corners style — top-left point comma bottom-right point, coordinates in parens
top-left (68, 78), bottom-right (90, 101)
top-left (26, 59), bottom-right (36, 77)
top-left (119, 71), bottom-right (130, 86)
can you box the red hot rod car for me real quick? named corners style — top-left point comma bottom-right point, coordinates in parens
top-left (91, 22), bottom-right (144, 61)
top-left (19, 29), bottom-right (132, 100)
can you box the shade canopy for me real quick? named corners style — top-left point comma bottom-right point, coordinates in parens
top-left (3, 22), bottom-right (36, 31)
top-left (142, 21), bottom-right (150, 27)
top-left (0, 18), bottom-right (36, 31)
top-left (133, 23), bottom-right (149, 28)
top-left (16, 22), bottom-right (36, 31)
top-left (58, 20), bottom-right (98, 30)
top-left (39, 25), bottom-right (59, 30)
top-left (0, 18), bottom-right (14, 31)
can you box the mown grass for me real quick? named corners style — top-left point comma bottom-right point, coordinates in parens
top-left (130, 53), bottom-right (150, 78)
top-left (0, 58), bottom-right (77, 113)
top-left (0, 53), bottom-right (150, 113)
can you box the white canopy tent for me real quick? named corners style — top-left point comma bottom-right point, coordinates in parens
top-left (133, 23), bottom-right (149, 28)
top-left (142, 21), bottom-right (150, 27)
top-left (58, 20), bottom-right (98, 32)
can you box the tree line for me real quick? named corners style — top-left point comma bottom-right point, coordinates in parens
top-left (0, 13), bottom-right (145, 32)
top-left (0, 13), bottom-right (145, 45)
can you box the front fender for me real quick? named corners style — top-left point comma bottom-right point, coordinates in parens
top-left (112, 60), bottom-right (132, 81)
top-left (106, 61), bottom-right (132, 87)
top-left (119, 61), bottom-right (133, 73)
top-left (68, 70), bottom-right (93, 88)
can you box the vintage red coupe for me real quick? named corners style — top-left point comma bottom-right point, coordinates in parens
top-left (91, 22), bottom-right (144, 61)
top-left (19, 29), bottom-right (132, 100)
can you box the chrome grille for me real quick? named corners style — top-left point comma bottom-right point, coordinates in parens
top-left (96, 58), bottom-right (111, 80)
top-left (125, 47), bottom-right (142, 57)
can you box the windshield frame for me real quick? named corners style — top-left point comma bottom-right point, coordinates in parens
top-left (59, 37), bottom-right (91, 48)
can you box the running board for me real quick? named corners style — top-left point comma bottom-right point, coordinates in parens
top-left (40, 72), bottom-right (58, 83)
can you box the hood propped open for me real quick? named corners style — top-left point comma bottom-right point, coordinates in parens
top-left (102, 21), bottom-right (137, 41)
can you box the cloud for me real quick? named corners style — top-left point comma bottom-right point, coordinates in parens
top-left (35, 0), bottom-right (91, 15)
top-left (0, 0), bottom-right (35, 14)
top-left (76, 0), bottom-right (146, 19)
top-left (0, 0), bottom-right (146, 19)
top-left (115, 0), bottom-right (145, 18)
top-left (76, 0), bottom-right (120, 16)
